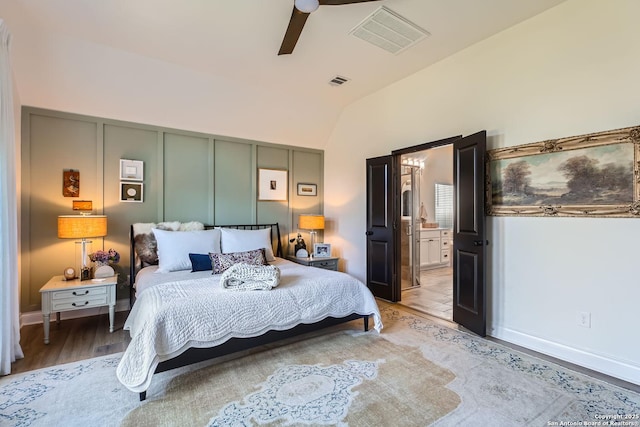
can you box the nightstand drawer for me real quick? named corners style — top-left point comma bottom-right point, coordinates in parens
top-left (51, 286), bottom-right (107, 300)
top-left (51, 294), bottom-right (108, 311)
top-left (311, 259), bottom-right (338, 271)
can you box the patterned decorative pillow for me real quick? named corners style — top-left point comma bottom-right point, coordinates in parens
top-left (220, 227), bottom-right (276, 262)
top-left (209, 248), bottom-right (267, 274)
top-left (132, 221), bottom-right (204, 267)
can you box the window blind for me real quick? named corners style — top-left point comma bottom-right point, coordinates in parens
top-left (435, 183), bottom-right (453, 229)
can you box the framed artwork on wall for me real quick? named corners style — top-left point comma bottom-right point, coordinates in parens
top-left (297, 183), bottom-right (317, 196)
top-left (120, 182), bottom-right (144, 202)
top-left (487, 125), bottom-right (640, 218)
top-left (119, 159), bottom-right (144, 181)
top-left (258, 168), bottom-right (288, 201)
top-left (62, 169), bottom-right (80, 197)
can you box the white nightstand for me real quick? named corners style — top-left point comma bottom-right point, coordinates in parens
top-left (39, 275), bottom-right (117, 344)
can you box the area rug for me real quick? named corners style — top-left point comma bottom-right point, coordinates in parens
top-left (0, 305), bottom-right (638, 426)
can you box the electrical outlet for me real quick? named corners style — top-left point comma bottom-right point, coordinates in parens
top-left (577, 311), bottom-right (591, 328)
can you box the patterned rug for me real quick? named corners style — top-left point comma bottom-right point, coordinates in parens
top-left (1, 305), bottom-right (638, 426)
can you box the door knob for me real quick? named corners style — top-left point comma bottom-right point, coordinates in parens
top-left (473, 240), bottom-right (490, 246)
top-left (365, 231), bottom-right (373, 236)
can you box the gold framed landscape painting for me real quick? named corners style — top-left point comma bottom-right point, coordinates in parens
top-left (487, 125), bottom-right (640, 218)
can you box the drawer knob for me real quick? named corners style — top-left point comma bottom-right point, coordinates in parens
top-left (73, 290), bottom-right (89, 296)
top-left (72, 301), bottom-right (89, 307)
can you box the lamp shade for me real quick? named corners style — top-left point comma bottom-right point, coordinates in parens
top-left (58, 215), bottom-right (107, 239)
top-left (299, 214), bottom-right (324, 230)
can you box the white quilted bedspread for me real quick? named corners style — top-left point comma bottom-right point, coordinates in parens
top-left (116, 258), bottom-right (382, 393)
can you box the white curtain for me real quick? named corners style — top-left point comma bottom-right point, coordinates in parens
top-left (0, 19), bottom-right (23, 375)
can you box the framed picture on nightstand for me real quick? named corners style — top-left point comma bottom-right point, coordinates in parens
top-left (313, 243), bottom-right (331, 258)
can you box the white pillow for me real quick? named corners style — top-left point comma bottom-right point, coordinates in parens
top-left (153, 228), bottom-right (221, 273)
top-left (220, 228), bottom-right (276, 262)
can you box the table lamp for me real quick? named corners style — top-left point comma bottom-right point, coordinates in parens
top-left (58, 215), bottom-right (107, 280)
top-left (298, 214), bottom-right (324, 258)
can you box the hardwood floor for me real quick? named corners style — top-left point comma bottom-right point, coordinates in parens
top-left (400, 267), bottom-right (453, 320)
top-left (11, 311), bottom-right (130, 374)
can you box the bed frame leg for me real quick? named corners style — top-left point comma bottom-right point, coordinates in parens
top-left (363, 315), bottom-right (369, 331)
top-left (139, 391), bottom-right (147, 401)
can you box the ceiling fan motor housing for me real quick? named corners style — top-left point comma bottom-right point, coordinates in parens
top-left (295, 0), bottom-right (320, 13)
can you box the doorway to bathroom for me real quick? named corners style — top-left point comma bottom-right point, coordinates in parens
top-left (399, 145), bottom-right (454, 321)
top-left (366, 131), bottom-right (487, 335)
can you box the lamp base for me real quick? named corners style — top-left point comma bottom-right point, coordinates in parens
top-left (309, 230), bottom-right (317, 258)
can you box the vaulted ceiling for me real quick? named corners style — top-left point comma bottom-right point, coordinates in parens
top-left (3, 0), bottom-right (565, 108)
top-left (1, 0), bottom-right (566, 146)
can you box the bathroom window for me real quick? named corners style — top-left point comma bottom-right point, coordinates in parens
top-left (435, 183), bottom-right (453, 229)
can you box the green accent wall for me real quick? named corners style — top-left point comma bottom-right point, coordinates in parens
top-left (163, 132), bottom-right (212, 222)
top-left (214, 139), bottom-right (254, 224)
top-left (20, 108), bottom-right (324, 312)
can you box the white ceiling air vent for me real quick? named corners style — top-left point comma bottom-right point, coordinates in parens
top-left (329, 75), bottom-right (350, 86)
top-left (349, 6), bottom-right (430, 55)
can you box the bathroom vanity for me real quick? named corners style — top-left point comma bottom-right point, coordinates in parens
top-left (419, 228), bottom-right (452, 269)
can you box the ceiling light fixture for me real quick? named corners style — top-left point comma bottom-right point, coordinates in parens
top-left (295, 0), bottom-right (320, 13)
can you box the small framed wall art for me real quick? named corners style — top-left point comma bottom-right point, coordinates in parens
top-left (119, 159), bottom-right (144, 181)
top-left (258, 168), bottom-right (288, 201)
top-left (297, 183), bottom-right (317, 196)
top-left (72, 200), bottom-right (93, 212)
top-left (62, 169), bottom-right (80, 197)
top-left (120, 182), bottom-right (144, 202)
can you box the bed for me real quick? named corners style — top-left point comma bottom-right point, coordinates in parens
top-left (117, 222), bottom-right (382, 400)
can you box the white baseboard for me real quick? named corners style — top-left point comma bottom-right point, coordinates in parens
top-left (491, 326), bottom-right (640, 386)
top-left (20, 298), bottom-right (130, 327)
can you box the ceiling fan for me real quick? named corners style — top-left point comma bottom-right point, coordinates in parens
top-left (278, 0), bottom-right (381, 55)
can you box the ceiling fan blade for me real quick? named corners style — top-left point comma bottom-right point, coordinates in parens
top-left (319, 0), bottom-right (380, 5)
top-left (278, 7), bottom-right (310, 55)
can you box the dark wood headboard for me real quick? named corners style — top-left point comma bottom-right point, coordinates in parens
top-left (128, 223), bottom-right (282, 307)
